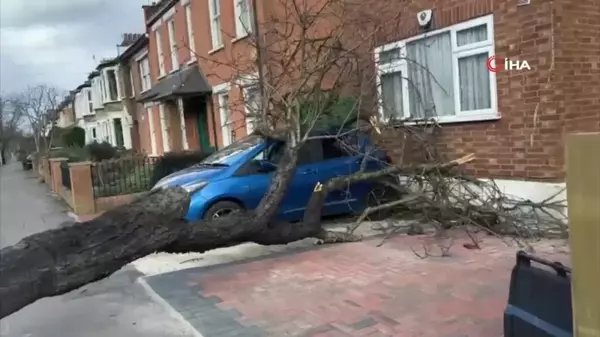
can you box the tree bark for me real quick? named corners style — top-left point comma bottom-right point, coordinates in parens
top-left (0, 151), bottom-right (472, 319)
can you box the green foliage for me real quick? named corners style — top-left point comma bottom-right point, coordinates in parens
top-left (86, 141), bottom-right (118, 161)
top-left (48, 146), bottom-right (89, 162)
top-left (298, 93), bottom-right (359, 131)
top-left (61, 127), bottom-right (86, 147)
top-left (150, 150), bottom-right (214, 186)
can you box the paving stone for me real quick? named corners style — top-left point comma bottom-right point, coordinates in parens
top-left (145, 233), bottom-right (569, 337)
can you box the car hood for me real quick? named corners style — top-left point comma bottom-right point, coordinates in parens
top-left (153, 166), bottom-right (226, 190)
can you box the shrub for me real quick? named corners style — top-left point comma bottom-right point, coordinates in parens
top-left (62, 127), bottom-right (86, 147)
top-left (48, 146), bottom-right (89, 162)
top-left (86, 141), bottom-right (118, 161)
top-left (150, 150), bottom-right (214, 186)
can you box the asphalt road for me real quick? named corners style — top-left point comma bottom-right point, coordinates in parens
top-left (0, 162), bottom-right (200, 337)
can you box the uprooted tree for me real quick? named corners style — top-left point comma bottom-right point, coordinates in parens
top-left (0, 0), bottom-right (567, 319)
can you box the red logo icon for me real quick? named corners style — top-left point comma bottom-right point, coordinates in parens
top-left (486, 56), bottom-right (504, 73)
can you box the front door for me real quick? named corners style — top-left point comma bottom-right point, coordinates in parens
top-left (195, 99), bottom-right (212, 152)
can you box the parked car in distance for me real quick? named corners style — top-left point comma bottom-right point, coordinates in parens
top-left (152, 130), bottom-right (390, 222)
top-left (22, 154), bottom-right (33, 170)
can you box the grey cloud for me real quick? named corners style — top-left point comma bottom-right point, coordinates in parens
top-left (0, 0), bottom-right (149, 93)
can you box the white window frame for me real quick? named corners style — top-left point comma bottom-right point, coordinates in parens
top-left (185, 4), bottom-right (196, 62)
top-left (233, 0), bottom-right (253, 38)
top-left (158, 104), bottom-right (170, 153)
top-left (374, 14), bottom-right (498, 124)
top-left (102, 67), bottom-right (121, 103)
top-left (155, 29), bottom-right (166, 77)
top-left (146, 107), bottom-right (157, 155)
top-left (213, 83), bottom-right (232, 146)
top-left (138, 57), bottom-right (151, 92)
top-left (237, 73), bottom-right (260, 134)
top-left (167, 19), bottom-right (179, 71)
top-left (208, 0), bottom-right (223, 50)
top-left (129, 69), bottom-right (136, 97)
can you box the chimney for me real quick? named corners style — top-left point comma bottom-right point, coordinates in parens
top-left (120, 33), bottom-right (143, 47)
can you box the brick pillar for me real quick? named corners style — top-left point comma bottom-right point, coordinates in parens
top-left (69, 161), bottom-right (95, 215)
top-left (42, 157), bottom-right (51, 184)
top-left (49, 158), bottom-right (67, 193)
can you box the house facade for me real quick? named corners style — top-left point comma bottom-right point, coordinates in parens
top-left (62, 0), bottom-right (598, 203)
top-left (73, 81), bottom-right (96, 141)
top-left (138, 0), bottom-right (264, 155)
top-left (368, 0), bottom-right (599, 200)
top-left (73, 58), bottom-right (135, 149)
top-left (117, 33), bottom-right (149, 153)
top-left (54, 94), bottom-right (76, 129)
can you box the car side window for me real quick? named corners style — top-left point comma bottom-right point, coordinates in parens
top-left (250, 141), bottom-right (285, 163)
top-left (322, 138), bottom-right (349, 160)
top-left (297, 139), bottom-right (323, 165)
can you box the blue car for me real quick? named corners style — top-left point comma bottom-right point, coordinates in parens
top-left (152, 130), bottom-right (389, 222)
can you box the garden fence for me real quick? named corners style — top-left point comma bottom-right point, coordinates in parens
top-left (91, 156), bottom-right (158, 198)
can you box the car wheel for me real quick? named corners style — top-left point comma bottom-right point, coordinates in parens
top-left (203, 201), bottom-right (243, 221)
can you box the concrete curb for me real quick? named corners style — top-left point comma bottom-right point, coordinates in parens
top-left (136, 277), bottom-right (205, 337)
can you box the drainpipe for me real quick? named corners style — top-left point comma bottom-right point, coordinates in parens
top-left (251, 0), bottom-right (266, 126)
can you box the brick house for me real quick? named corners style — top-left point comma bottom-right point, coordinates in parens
top-left (117, 33), bottom-right (150, 153)
top-left (138, 0), bottom-right (270, 154)
top-left (132, 0), bottom-right (599, 200)
top-left (369, 0), bottom-right (599, 200)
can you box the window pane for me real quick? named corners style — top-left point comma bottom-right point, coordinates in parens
top-left (238, 0), bottom-right (252, 33)
top-left (107, 70), bottom-right (118, 101)
top-left (457, 24), bottom-right (487, 46)
top-left (322, 139), bottom-right (347, 159)
top-left (458, 53), bottom-right (491, 111)
top-left (380, 72), bottom-right (403, 119)
top-left (406, 32), bottom-right (454, 118)
top-left (297, 140), bottom-right (323, 164)
top-left (211, 0), bottom-right (219, 15)
top-left (379, 48), bottom-right (401, 64)
top-left (212, 17), bottom-right (222, 46)
top-left (245, 86), bottom-right (261, 116)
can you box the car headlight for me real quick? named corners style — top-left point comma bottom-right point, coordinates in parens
top-left (181, 181), bottom-right (208, 194)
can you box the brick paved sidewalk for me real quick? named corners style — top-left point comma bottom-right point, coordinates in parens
top-left (145, 233), bottom-right (569, 337)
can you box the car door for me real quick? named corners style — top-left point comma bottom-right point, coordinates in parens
top-left (317, 137), bottom-right (363, 215)
top-left (237, 140), bottom-right (284, 211)
top-left (280, 139), bottom-right (324, 220)
top-left (241, 140), bottom-right (322, 221)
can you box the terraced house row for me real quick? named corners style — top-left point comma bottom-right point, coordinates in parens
top-left (53, 0), bottom-right (599, 202)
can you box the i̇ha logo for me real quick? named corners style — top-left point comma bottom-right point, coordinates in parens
top-left (487, 56), bottom-right (531, 72)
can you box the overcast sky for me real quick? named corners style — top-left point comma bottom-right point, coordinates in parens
top-left (0, 0), bottom-right (152, 94)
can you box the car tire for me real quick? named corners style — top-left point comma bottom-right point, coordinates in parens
top-left (203, 200), bottom-right (244, 221)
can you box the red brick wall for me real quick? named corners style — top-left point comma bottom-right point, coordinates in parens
top-left (556, 0), bottom-right (600, 135)
top-left (363, 0), bottom-right (599, 182)
top-left (138, 0), bottom-right (599, 181)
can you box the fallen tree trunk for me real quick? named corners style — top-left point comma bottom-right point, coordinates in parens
top-left (0, 152), bottom-right (473, 319)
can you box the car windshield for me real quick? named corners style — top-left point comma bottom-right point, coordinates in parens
top-left (200, 135), bottom-right (264, 166)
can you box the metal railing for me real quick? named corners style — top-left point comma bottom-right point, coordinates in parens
top-left (61, 161), bottom-right (71, 190)
top-left (91, 156), bottom-right (158, 198)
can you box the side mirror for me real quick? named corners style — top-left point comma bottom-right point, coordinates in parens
top-left (257, 160), bottom-right (277, 173)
